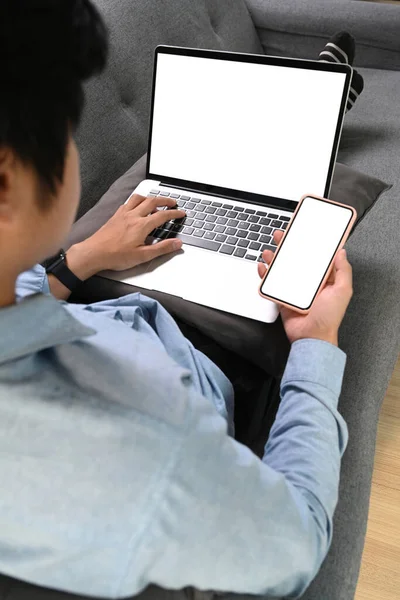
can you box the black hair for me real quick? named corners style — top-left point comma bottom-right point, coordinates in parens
top-left (0, 0), bottom-right (108, 204)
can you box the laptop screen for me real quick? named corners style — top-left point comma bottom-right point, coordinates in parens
top-left (148, 50), bottom-right (349, 206)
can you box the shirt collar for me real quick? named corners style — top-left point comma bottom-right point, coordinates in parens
top-left (0, 294), bottom-right (96, 364)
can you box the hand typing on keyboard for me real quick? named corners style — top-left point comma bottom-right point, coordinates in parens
top-left (147, 189), bottom-right (291, 262)
top-left (69, 194), bottom-right (185, 273)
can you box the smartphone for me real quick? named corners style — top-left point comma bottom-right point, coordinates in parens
top-left (259, 194), bottom-right (357, 314)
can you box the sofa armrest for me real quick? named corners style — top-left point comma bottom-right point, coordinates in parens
top-left (245, 0), bottom-right (400, 70)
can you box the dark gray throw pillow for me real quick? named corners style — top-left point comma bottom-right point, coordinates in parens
top-left (66, 156), bottom-right (390, 377)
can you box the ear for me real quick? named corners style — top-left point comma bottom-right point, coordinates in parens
top-left (0, 148), bottom-right (15, 222)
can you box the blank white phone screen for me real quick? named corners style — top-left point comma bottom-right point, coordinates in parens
top-left (261, 197), bottom-right (353, 309)
top-left (149, 53), bottom-right (347, 201)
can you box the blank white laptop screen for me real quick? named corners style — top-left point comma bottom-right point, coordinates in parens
top-left (149, 52), bottom-right (348, 202)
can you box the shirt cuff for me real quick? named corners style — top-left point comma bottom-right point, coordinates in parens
top-left (15, 264), bottom-right (50, 300)
top-left (282, 339), bottom-right (347, 402)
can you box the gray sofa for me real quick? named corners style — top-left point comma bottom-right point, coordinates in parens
top-left (74, 2), bottom-right (400, 599)
top-left (1, 1), bottom-right (398, 599)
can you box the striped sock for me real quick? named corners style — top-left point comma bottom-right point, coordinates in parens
top-left (318, 31), bottom-right (364, 112)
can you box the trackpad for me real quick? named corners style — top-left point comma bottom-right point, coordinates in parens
top-left (106, 246), bottom-right (279, 322)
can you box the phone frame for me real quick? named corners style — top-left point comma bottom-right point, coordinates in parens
top-left (259, 193), bottom-right (357, 314)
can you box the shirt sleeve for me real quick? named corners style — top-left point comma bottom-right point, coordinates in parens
top-left (129, 339), bottom-right (348, 599)
top-left (15, 264), bottom-right (50, 300)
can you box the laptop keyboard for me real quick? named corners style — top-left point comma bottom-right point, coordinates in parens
top-left (147, 189), bottom-right (291, 262)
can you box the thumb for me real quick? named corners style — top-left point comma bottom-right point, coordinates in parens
top-left (136, 238), bottom-right (183, 264)
top-left (333, 249), bottom-right (353, 291)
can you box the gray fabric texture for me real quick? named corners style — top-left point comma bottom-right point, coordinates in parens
top-left (75, 0), bottom-right (262, 219)
top-left (246, 0), bottom-right (400, 71)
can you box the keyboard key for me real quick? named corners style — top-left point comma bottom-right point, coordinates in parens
top-left (260, 218), bottom-right (271, 226)
top-left (227, 236), bottom-right (239, 245)
top-left (194, 229), bottom-right (204, 238)
top-left (245, 254), bottom-right (257, 261)
top-left (271, 220), bottom-right (282, 228)
top-left (227, 219), bottom-right (239, 228)
top-left (175, 233), bottom-right (221, 252)
top-left (216, 209), bottom-right (227, 216)
top-left (196, 212), bottom-right (206, 221)
top-left (222, 204), bottom-right (232, 209)
top-left (181, 195), bottom-right (190, 201)
top-left (227, 211), bottom-right (238, 218)
top-left (186, 210), bottom-right (196, 218)
top-left (271, 237), bottom-right (277, 246)
top-left (240, 222), bottom-right (250, 230)
top-left (177, 200), bottom-right (186, 207)
top-left (200, 199), bottom-right (211, 205)
top-left (212, 201), bottom-right (222, 208)
top-left (245, 208), bottom-right (256, 214)
top-left (220, 244), bottom-right (235, 255)
top-left (216, 217), bottom-right (228, 225)
top-left (249, 241), bottom-right (261, 251)
top-left (204, 231), bottom-right (216, 240)
top-left (182, 226), bottom-right (194, 235)
top-left (204, 223), bottom-right (215, 231)
top-left (215, 234), bottom-right (227, 243)
top-left (226, 227), bottom-right (237, 236)
top-left (185, 218), bottom-right (194, 226)
top-left (194, 220), bottom-right (204, 229)
top-left (237, 230), bottom-right (247, 238)
top-left (256, 210), bottom-right (267, 217)
top-left (171, 222), bottom-right (184, 233)
top-left (261, 244), bottom-right (276, 253)
top-left (215, 225), bottom-right (226, 234)
top-left (150, 189), bottom-right (160, 195)
top-left (237, 213), bottom-right (248, 221)
top-left (260, 235), bottom-right (272, 244)
top-left (160, 191), bottom-right (170, 197)
top-left (282, 222), bottom-right (288, 230)
top-left (248, 232), bottom-right (259, 241)
top-left (185, 202), bottom-right (195, 209)
top-left (250, 224), bottom-right (261, 232)
top-left (234, 248), bottom-right (246, 258)
top-left (281, 216), bottom-right (291, 222)
top-left (268, 213), bottom-right (279, 219)
top-left (234, 206), bottom-right (244, 212)
top-left (205, 207), bottom-right (216, 214)
top-left (192, 198), bottom-right (201, 204)
top-left (238, 239), bottom-right (249, 248)
top-left (261, 226), bottom-right (272, 235)
top-left (206, 215), bottom-right (217, 223)
top-left (248, 215), bottom-right (259, 223)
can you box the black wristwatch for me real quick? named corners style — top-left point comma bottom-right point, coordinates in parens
top-left (44, 249), bottom-right (83, 292)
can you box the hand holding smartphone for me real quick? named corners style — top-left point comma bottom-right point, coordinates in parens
top-left (259, 194), bottom-right (356, 345)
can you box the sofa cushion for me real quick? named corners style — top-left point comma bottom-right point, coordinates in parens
top-left (67, 155), bottom-right (390, 248)
top-left (76, 0), bottom-right (263, 218)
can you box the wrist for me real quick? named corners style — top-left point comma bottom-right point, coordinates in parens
top-left (292, 332), bottom-right (339, 347)
top-left (65, 241), bottom-right (103, 281)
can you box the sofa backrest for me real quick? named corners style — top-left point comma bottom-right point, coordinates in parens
top-left (76, 0), bottom-right (262, 217)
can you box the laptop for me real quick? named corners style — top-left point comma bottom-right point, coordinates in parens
top-left (103, 46), bottom-right (352, 323)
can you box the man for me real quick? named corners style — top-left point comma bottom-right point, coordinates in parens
top-left (0, 1), bottom-right (353, 598)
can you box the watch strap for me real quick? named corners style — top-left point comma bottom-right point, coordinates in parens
top-left (45, 250), bottom-right (82, 292)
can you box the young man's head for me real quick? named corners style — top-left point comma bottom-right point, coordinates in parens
top-left (0, 0), bottom-right (108, 284)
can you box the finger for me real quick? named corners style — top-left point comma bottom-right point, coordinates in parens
top-left (145, 208), bottom-right (186, 234)
top-left (258, 262), bottom-right (267, 279)
top-left (273, 230), bottom-right (284, 245)
top-left (326, 263), bottom-right (336, 285)
top-left (135, 195), bottom-right (178, 216)
top-left (333, 249), bottom-right (353, 291)
top-left (136, 238), bottom-right (183, 264)
top-left (262, 249), bottom-right (275, 265)
top-left (124, 193), bottom-right (147, 211)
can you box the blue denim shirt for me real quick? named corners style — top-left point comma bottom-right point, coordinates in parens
top-left (0, 265), bottom-right (348, 599)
